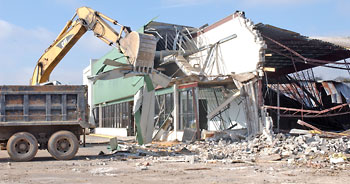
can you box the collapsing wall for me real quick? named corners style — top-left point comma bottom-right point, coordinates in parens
top-left (144, 12), bottom-right (268, 139)
top-left (147, 10), bottom-right (350, 139)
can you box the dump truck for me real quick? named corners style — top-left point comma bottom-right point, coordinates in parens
top-left (0, 85), bottom-right (87, 161)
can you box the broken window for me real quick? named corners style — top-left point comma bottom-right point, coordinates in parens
top-left (198, 88), bottom-right (243, 131)
top-left (154, 93), bottom-right (174, 129)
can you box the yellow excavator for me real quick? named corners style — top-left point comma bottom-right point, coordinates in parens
top-left (31, 6), bottom-right (157, 85)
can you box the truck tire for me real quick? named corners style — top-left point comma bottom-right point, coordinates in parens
top-left (48, 131), bottom-right (79, 160)
top-left (7, 132), bottom-right (38, 162)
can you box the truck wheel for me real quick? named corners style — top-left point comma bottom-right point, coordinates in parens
top-left (48, 131), bottom-right (79, 160)
top-left (7, 132), bottom-right (38, 162)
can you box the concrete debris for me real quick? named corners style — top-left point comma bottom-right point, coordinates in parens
top-left (109, 137), bottom-right (118, 151)
top-left (329, 153), bottom-right (347, 164)
top-left (185, 155), bottom-right (196, 164)
top-left (135, 162), bottom-right (151, 171)
top-left (182, 128), bottom-right (197, 142)
top-left (109, 132), bottom-right (350, 168)
top-left (139, 166), bottom-right (149, 171)
top-left (205, 129), bottom-right (247, 142)
top-left (256, 154), bottom-right (281, 163)
top-left (90, 167), bottom-right (118, 176)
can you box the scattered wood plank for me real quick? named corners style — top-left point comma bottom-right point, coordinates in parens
top-left (184, 168), bottom-right (211, 171)
top-left (256, 154), bottom-right (281, 163)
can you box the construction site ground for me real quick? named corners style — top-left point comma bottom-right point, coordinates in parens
top-left (0, 135), bottom-right (349, 184)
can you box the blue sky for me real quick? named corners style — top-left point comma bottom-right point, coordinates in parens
top-left (0, 0), bottom-right (349, 84)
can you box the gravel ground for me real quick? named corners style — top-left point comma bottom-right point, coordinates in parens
top-left (0, 135), bottom-right (349, 184)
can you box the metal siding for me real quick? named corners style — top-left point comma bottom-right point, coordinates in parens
top-left (155, 87), bottom-right (173, 96)
top-left (92, 48), bottom-right (144, 105)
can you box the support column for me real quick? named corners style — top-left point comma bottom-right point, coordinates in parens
top-left (99, 104), bottom-right (103, 128)
top-left (173, 84), bottom-right (179, 140)
top-left (192, 87), bottom-right (200, 139)
top-left (277, 82), bottom-right (280, 133)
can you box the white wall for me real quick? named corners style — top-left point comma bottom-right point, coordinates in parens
top-left (94, 128), bottom-right (128, 137)
top-left (190, 13), bottom-right (265, 76)
top-left (83, 59), bottom-right (98, 127)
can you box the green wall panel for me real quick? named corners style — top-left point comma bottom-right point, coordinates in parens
top-left (92, 48), bottom-right (144, 105)
top-left (155, 87), bottom-right (173, 96)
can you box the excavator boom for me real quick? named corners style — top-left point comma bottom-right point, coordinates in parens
top-left (31, 7), bottom-right (156, 85)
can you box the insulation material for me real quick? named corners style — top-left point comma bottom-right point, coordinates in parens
top-left (322, 82), bottom-right (331, 95)
top-left (335, 83), bottom-right (350, 103)
top-left (322, 82), bottom-right (343, 104)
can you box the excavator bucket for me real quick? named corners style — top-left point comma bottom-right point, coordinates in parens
top-left (119, 31), bottom-right (157, 69)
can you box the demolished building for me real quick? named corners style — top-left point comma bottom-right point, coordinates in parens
top-left (83, 11), bottom-right (350, 142)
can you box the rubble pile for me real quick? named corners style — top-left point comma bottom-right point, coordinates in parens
top-left (116, 133), bottom-right (350, 167)
top-left (190, 133), bottom-right (350, 165)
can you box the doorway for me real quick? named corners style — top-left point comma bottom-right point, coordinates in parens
top-left (198, 99), bottom-right (208, 130)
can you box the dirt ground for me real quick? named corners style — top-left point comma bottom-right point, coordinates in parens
top-left (0, 135), bottom-right (349, 184)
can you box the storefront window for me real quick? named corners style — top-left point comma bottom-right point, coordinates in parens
top-left (179, 89), bottom-right (195, 130)
top-left (97, 102), bottom-right (131, 128)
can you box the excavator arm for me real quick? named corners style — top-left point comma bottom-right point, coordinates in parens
top-left (31, 7), bottom-right (156, 85)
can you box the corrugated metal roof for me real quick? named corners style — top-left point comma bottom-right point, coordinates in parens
top-left (255, 23), bottom-right (350, 77)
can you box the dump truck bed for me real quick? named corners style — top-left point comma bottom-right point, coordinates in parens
top-left (0, 85), bottom-right (87, 141)
top-left (0, 85), bottom-right (87, 124)
top-left (0, 85), bottom-right (87, 161)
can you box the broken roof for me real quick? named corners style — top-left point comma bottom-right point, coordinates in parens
top-left (256, 24), bottom-right (350, 77)
top-left (143, 12), bottom-right (350, 80)
top-left (311, 36), bottom-right (350, 50)
top-left (144, 21), bottom-right (198, 52)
